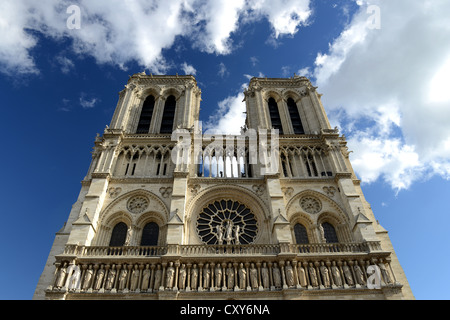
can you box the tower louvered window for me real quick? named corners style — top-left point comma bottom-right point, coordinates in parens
top-left (268, 97), bottom-right (283, 134)
top-left (160, 95), bottom-right (176, 133)
top-left (287, 98), bottom-right (304, 134)
top-left (136, 95), bottom-right (155, 134)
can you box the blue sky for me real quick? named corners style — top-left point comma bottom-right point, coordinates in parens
top-left (0, 0), bottom-right (449, 300)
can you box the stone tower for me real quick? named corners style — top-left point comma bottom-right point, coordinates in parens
top-left (34, 73), bottom-right (414, 300)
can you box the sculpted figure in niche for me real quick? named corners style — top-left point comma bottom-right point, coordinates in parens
top-left (125, 226), bottom-right (132, 246)
top-left (153, 265), bottom-right (162, 290)
top-left (297, 265), bottom-right (307, 287)
top-left (250, 263), bottom-right (258, 289)
top-left (166, 262), bottom-right (175, 289)
top-left (272, 263), bottom-right (282, 288)
top-left (285, 261), bottom-right (295, 287)
top-left (178, 264), bottom-right (187, 290)
top-left (105, 265), bottom-right (116, 290)
top-left (55, 262), bottom-right (68, 288)
top-left (118, 267), bottom-right (128, 290)
top-left (225, 221), bottom-right (233, 243)
top-left (309, 263), bottom-right (318, 287)
top-left (320, 262), bottom-right (330, 287)
top-left (354, 263), bottom-right (365, 285)
top-left (130, 265), bottom-right (140, 291)
top-left (67, 264), bottom-right (81, 291)
top-left (331, 262), bottom-right (342, 286)
top-left (215, 264), bottom-right (222, 288)
top-left (94, 265), bottom-right (105, 290)
top-left (261, 263), bottom-right (270, 289)
top-left (141, 265), bottom-right (151, 291)
top-left (342, 263), bottom-right (354, 286)
top-left (191, 264), bottom-right (198, 290)
top-left (238, 263), bottom-right (246, 289)
top-left (216, 225), bottom-right (224, 245)
top-left (82, 265), bottom-right (94, 290)
top-left (379, 262), bottom-right (392, 284)
top-left (226, 263), bottom-right (234, 289)
top-left (235, 225), bottom-right (241, 244)
top-left (203, 263), bottom-right (211, 289)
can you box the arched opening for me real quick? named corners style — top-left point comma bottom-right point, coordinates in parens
top-left (286, 98), bottom-right (304, 134)
top-left (140, 222), bottom-right (160, 246)
top-left (109, 222), bottom-right (128, 246)
top-left (294, 223), bottom-right (309, 244)
top-left (136, 95), bottom-right (155, 134)
top-left (160, 95), bottom-right (176, 133)
top-left (322, 222), bottom-right (339, 243)
top-left (268, 97), bottom-right (283, 134)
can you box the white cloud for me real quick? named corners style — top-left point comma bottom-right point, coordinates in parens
top-left (204, 83), bottom-right (248, 135)
top-left (0, 0), bottom-right (312, 75)
top-left (80, 93), bottom-right (99, 109)
top-left (181, 62), bottom-right (196, 75)
top-left (312, 0), bottom-right (450, 191)
top-left (218, 62), bottom-right (229, 78)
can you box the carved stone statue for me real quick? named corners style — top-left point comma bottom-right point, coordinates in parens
top-left (250, 263), bottom-right (258, 289)
top-left (226, 263), bottom-right (234, 289)
top-left (331, 262), bottom-right (342, 286)
top-left (191, 264), bottom-right (198, 290)
top-left (379, 262), bottom-right (392, 284)
top-left (82, 265), bottom-right (94, 290)
top-left (216, 225), bottom-right (224, 244)
top-left (343, 263), bottom-right (354, 286)
top-left (354, 263), bottom-right (365, 285)
top-left (225, 221), bottom-right (234, 242)
top-left (118, 268), bottom-right (128, 290)
top-left (297, 265), bottom-right (307, 287)
top-left (55, 263), bottom-right (67, 288)
top-left (141, 265), bottom-right (151, 291)
top-left (124, 226), bottom-right (132, 246)
top-left (67, 264), bottom-right (81, 291)
top-left (285, 261), bottom-right (295, 287)
top-left (105, 265), bottom-right (116, 290)
top-left (130, 265), bottom-right (140, 291)
top-left (203, 263), bottom-right (211, 289)
top-left (272, 263), bottom-right (282, 288)
top-left (215, 264), bottom-right (222, 288)
top-left (261, 263), bottom-right (270, 289)
top-left (309, 263), bottom-right (318, 287)
top-left (234, 225), bottom-right (240, 244)
top-left (166, 262), bottom-right (175, 289)
top-left (94, 265), bottom-right (105, 290)
top-left (179, 264), bottom-right (187, 290)
top-left (154, 265), bottom-right (162, 290)
top-left (238, 263), bottom-right (246, 289)
top-left (320, 262), bottom-right (330, 287)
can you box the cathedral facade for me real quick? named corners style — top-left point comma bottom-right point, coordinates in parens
top-left (34, 73), bottom-right (414, 300)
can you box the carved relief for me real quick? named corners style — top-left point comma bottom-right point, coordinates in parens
top-left (159, 187), bottom-right (173, 198)
top-left (323, 186), bottom-right (336, 197)
top-left (108, 187), bottom-right (122, 198)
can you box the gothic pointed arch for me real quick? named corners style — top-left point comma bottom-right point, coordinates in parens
top-left (285, 189), bottom-right (349, 225)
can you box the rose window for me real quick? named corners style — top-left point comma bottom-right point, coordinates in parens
top-left (300, 196), bottom-right (321, 214)
top-left (196, 200), bottom-right (258, 245)
top-left (127, 196), bottom-right (149, 214)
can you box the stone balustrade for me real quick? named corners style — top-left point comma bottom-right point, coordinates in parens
top-left (62, 241), bottom-right (383, 258)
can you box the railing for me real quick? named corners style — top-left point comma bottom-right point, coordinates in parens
top-left (62, 241), bottom-right (383, 258)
